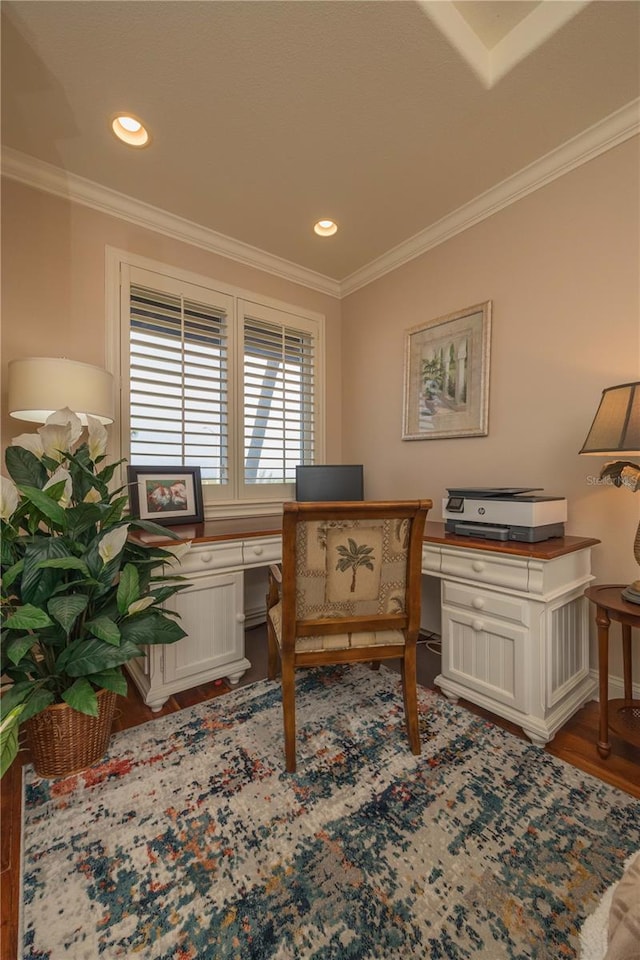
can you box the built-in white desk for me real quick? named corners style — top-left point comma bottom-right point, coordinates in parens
top-left (129, 518), bottom-right (600, 746)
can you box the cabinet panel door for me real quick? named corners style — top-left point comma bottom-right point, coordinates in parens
top-left (163, 571), bottom-right (244, 683)
top-left (442, 605), bottom-right (528, 712)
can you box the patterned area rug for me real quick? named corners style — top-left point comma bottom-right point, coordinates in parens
top-left (20, 665), bottom-right (640, 959)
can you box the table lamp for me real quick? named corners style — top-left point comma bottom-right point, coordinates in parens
top-left (579, 380), bottom-right (640, 604)
top-left (7, 357), bottom-right (114, 425)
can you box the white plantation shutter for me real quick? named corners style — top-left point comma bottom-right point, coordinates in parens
top-left (119, 255), bottom-right (324, 511)
top-left (243, 314), bottom-right (315, 487)
top-left (128, 279), bottom-right (231, 492)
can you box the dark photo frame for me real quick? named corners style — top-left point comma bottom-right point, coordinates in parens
top-left (127, 465), bottom-right (204, 526)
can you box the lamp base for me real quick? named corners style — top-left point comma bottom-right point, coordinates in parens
top-left (621, 582), bottom-right (640, 605)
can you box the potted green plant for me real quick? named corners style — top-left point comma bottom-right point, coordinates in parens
top-left (0, 408), bottom-right (191, 777)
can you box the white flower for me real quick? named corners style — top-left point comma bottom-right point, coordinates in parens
top-left (127, 597), bottom-right (155, 616)
top-left (38, 408), bottom-right (83, 462)
top-left (87, 415), bottom-right (108, 462)
top-left (83, 487), bottom-right (102, 504)
top-left (11, 433), bottom-right (44, 459)
top-left (45, 407), bottom-right (83, 445)
top-left (38, 422), bottom-right (72, 463)
top-left (0, 476), bottom-right (19, 520)
top-left (165, 541), bottom-right (193, 565)
top-left (98, 524), bottom-right (129, 564)
top-left (43, 467), bottom-right (73, 508)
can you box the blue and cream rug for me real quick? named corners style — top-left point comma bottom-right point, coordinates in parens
top-left (20, 665), bottom-right (640, 959)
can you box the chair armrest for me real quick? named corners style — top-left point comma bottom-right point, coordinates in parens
top-left (267, 564), bottom-right (282, 610)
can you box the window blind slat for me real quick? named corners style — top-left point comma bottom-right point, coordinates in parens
top-left (129, 283), bottom-right (228, 482)
top-left (243, 316), bottom-right (315, 485)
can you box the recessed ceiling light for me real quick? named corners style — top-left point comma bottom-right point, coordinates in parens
top-left (111, 114), bottom-right (150, 147)
top-left (314, 219), bottom-right (338, 237)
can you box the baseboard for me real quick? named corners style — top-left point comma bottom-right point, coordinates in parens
top-left (588, 668), bottom-right (640, 702)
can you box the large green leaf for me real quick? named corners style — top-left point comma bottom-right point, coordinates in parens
top-left (0, 680), bottom-right (33, 718)
top-left (56, 637), bottom-right (142, 676)
top-left (64, 502), bottom-right (105, 538)
top-left (17, 485), bottom-right (67, 527)
top-left (120, 611), bottom-right (187, 646)
top-left (2, 558), bottom-right (24, 591)
top-left (62, 678), bottom-right (99, 716)
top-left (129, 518), bottom-right (182, 538)
top-left (0, 705), bottom-right (24, 778)
top-left (48, 595), bottom-right (89, 634)
top-left (117, 564), bottom-right (139, 614)
top-left (6, 633), bottom-right (36, 666)
top-left (4, 446), bottom-right (47, 489)
top-left (3, 604), bottom-right (54, 630)
top-left (87, 668), bottom-right (127, 696)
top-left (19, 687), bottom-right (56, 723)
top-left (21, 537), bottom-right (71, 606)
top-left (85, 616), bottom-right (121, 646)
top-left (36, 556), bottom-right (91, 575)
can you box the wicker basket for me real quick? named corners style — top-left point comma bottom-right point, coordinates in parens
top-left (25, 688), bottom-right (117, 778)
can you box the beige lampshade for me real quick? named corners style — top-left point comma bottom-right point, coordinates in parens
top-left (579, 381), bottom-right (640, 456)
top-left (8, 357), bottom-right (115, 425)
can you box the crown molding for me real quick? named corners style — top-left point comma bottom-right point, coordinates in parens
top-left (3, 98), bottom-right (638, 302)
top-left (0, 148), bottom-right (342, 300)
top-left (340, 98), bottom-right (640, 297)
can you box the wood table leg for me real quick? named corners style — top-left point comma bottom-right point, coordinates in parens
top-left (596, 605), bottom-right (611, 758)
top-left (622, 623), bottom-right (632, 701)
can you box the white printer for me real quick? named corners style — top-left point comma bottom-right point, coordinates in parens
top-left (442, 487), bottom-right (567, 542)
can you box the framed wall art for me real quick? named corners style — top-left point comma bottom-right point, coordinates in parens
top-left (127, 465), bottom-right (204, 525)
top-left (402, 301), bottom-right (492, 441)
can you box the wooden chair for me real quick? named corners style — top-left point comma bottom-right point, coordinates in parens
top-left (266, 499), bottom-right (432, 772)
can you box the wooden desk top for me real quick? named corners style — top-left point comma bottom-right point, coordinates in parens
top-left (131, 515), bottom-right (600, 561)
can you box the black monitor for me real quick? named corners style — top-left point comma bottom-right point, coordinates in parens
top-left (295, 464), bottom-right (364, 502)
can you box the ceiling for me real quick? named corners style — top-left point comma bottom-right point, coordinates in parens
top-left (2, 1), bottom-right (639, 287)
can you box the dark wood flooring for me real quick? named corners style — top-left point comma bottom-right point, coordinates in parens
top-left (2, 627), bottom-right (639, 958)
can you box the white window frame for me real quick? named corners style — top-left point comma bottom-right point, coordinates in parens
top-left (105, 247), bottom-right (325, 517)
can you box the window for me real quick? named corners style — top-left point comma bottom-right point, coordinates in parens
top-left (113, 255), bottom-right (324, 513)
top-left (241, 302), bottom-right (315, 491)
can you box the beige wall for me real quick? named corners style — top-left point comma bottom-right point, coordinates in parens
top-left (0, 178), bottom-right (343, 461)
top-left (2, 140), bottom-right (639, 685)
top-left (341, 136), bottom-right (640, 684)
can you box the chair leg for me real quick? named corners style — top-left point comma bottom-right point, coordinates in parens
top-left (281, 657), bottom-right (297, 773)
top-left (401, 649), bottom-right (421, 756)
top-left (267, 617), bottom-right (279, 680)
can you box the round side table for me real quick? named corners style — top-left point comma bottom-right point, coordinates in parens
top-left (584, 584), bottom-right (640, 758)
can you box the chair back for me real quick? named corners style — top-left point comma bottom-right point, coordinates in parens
top-left (279, 500), bottom-right (431, 652)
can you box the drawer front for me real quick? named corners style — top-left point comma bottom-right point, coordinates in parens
top-left (243, 536), bottom-right (282, 567)
top-left (422, 544), bottom-right (441, 574)
top-left (174, 540), bottom-right (244, 574)
top-left (442, 581), bottom-right (529, 626)
top-left (440, 548), bottom-right (529, 592)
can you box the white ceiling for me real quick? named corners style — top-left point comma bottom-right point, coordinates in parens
top-left (2, 1), bottom-right (639, 288)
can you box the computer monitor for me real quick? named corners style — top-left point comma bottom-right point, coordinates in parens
top-left (295, 464), bottom-right (364, 502)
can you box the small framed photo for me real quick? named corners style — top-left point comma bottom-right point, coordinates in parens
top-left (402, 301), bottom-right (492, 441)
top-left (127, 466), bottom-right (204, 526)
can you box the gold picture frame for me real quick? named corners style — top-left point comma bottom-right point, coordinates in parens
top-left (402, 301), bottom-right (492, 440)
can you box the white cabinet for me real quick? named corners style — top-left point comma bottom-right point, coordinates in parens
top-left (423, 537), bottom-right (597, 745)
top-left (126, 542), bottom-right (255, 711)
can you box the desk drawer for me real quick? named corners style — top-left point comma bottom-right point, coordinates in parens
top-left (175, 541), bottom-right (244, 574)
top-left (442, 581), bottom-right (529, 626)
top-left (440, 548), bottom-right (529, 592)
top-left (243, 536), bottom-right (282, 566)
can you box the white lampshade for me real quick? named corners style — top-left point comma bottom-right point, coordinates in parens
top-left (8, 357), bottom-right (115, 425)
